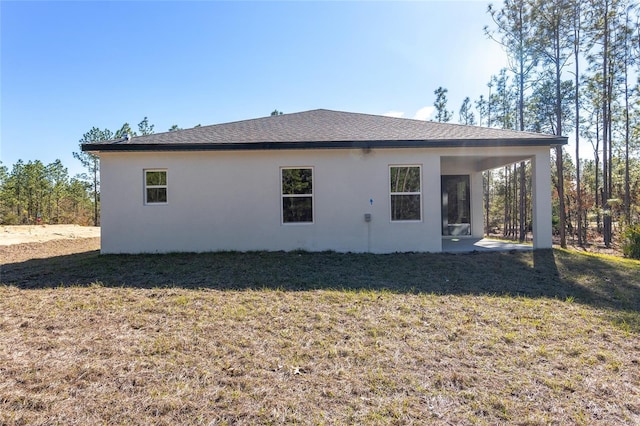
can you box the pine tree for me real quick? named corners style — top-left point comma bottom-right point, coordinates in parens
top-left (459, 97), bottom-right (476, 125)
top-left (433, 87), bottom-right (453, 122)
top-left (531, 0), bottom-right (575, 248)
top-left (73, 127), bottom-right (113, 226)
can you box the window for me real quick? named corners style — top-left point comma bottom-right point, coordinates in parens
top-left (145, 170), bottom-right (167, 204)
top-left (390, 166), bottom-right (421, 221)
top-left (281, 168), bottom-right (313, 223)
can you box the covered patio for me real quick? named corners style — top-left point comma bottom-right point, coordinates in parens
top-left (440, 147), bottom-right (554, 251)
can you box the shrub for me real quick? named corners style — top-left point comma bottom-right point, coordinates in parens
top-left (622, 225), bottom-right (640, 259)
top-left (0, 212), bottom-right (19, 225)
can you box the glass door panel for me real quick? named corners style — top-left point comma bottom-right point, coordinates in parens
top-left (441, 175), bottom-right (471, 236)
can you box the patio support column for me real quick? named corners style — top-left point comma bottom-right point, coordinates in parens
top-left (531, 150), bottom-right (552, 249)
top-left (471, 171), bottom-right (484, 238)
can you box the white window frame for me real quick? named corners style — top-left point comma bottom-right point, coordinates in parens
top-left (144, 169), bottom-right (168, 205)
top-left (389, 165), bottom-right (422, 222)
top-left (281, 167), bottom-right (314, 225)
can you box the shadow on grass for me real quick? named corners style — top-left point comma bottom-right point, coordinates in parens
top-left (2, 248), bottom-right (639, 314)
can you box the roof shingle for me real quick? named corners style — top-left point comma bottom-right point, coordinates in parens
top-left (82, 109), bottom-right (567, 152)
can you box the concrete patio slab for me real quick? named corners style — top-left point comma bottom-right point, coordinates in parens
top-left (442, 238), bottom-right (532, 253)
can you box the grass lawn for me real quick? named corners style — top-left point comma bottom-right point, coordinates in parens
top-left (1, 248), bottom-right (639, 425)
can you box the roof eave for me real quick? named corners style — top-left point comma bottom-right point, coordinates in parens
top-left (81, 137), bottom-right (567, 153)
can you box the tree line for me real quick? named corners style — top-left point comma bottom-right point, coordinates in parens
top-left (0, 159), bottom-right (93, 225)
top-left (432, 0), bottom-right (640, 249)
top-left (0, 118), bottom-right (184, 226)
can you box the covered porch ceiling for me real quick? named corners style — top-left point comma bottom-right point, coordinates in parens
top-left (441, 155), bottom-right (533, 173)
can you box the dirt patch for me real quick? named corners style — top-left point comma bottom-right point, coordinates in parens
top-left (0, 225), bottom-right (100, 246)
top-left (0, 225), bottom-right (100, 264)
top-left (0, 237), bottom-right (100, 264)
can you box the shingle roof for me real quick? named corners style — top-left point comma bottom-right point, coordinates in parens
top-left (82, 109), bottom-right (567, 152)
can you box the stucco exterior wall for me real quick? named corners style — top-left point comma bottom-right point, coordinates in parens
top-left (99, 146), bottom-right (552, 253)
top-left (531, 151), bottom-right (553, 249)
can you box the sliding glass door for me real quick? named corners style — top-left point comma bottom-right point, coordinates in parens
top-left (441, 175), bottom-right (471, 236)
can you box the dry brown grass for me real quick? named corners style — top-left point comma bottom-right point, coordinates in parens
top-left (1, 243), bottom-right (639, 425)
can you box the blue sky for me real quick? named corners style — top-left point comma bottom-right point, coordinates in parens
top-left (1, 1), bottom-right (508, 177)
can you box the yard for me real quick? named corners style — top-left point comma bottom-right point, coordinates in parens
top-left (1, 231), bottom-right (639, 425)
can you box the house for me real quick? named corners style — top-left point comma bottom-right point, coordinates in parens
top-left (81, 109), bottom-right (567, 254)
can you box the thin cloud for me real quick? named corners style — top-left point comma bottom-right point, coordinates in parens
top-left (383, 111), bottom-right (405, 118)
top-left (413, 106), bottom-right (435, 121)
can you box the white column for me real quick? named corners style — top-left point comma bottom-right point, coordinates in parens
top-left (471, 171), bottom-right (484, 238)
top-left (531, 150), bottom-right (553, 249)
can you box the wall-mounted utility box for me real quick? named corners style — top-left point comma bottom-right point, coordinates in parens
top-left (364, 213), bottom-right (372, 222)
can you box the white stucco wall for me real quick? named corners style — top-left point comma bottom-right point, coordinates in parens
top-left (99, 146), bottom-right (552, 253)
top-left (531, 151), bottom-right (553, 249)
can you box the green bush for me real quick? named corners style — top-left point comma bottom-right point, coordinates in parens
top-left (622, 225), bottom-right (640, 259)
top-left (0, 212), bottom-right (19, 225)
